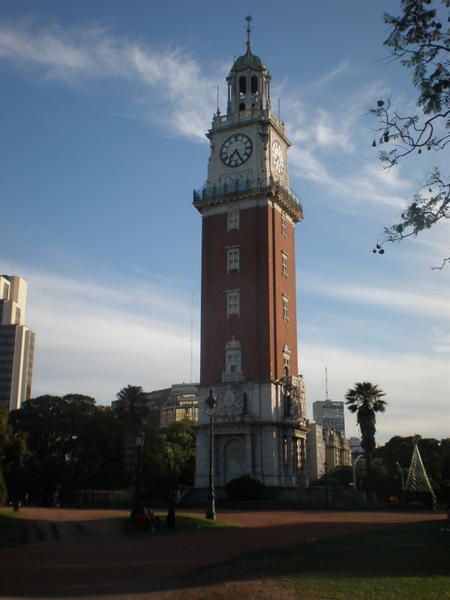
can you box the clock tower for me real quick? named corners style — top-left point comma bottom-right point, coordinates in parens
top-left (194, 19), bottom-right (307, 489)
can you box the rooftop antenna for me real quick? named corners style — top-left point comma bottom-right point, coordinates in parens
top-left (189, 292), bottom-right (194, 383)
top-left (246, 15), bottom-right (253, 52)
top-left (325, 366), bottom-right (329, 400)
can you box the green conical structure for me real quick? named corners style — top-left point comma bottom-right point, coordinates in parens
top-left (405, 444), bottom-right (436, 507)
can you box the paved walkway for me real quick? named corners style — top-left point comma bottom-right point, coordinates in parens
top-left (0, 508), bottom-right (443, 599)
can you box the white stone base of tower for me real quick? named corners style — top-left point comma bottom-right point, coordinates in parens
top-left (195, 381), bottom-right (308, 489)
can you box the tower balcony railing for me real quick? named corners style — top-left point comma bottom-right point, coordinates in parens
top-left (193, 175), bottom-right (302, 212)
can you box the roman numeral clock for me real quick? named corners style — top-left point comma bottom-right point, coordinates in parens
top-left (220, 134), bottom-right (253, 168)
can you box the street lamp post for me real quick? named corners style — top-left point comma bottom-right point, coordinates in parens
top-left (352, 454), bottom-right (363, 508)
top-left (132, 432), bottom-right (145, 521)
top-left (205, 388), bottom-right (217, 520)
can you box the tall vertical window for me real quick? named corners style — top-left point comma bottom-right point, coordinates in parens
top-left (281, 211), bottom-right (287, 236)
top-left (281, 252), bottom-right (288, 277)
top-left (227, 247), bottom-right (240, 272)
top-left (282, 295), bottom-right (289, 320)
top-left (227, 290), bottom-right (240, 317)
top-left (239, 76), bottom-right (247, 96)
top-left (225, 339), bottom-right (242, 380)
top-left (227, 207), bottom-right (240, 231)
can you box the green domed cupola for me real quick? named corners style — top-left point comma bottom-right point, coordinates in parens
top-left (226, 16), bottom-right (272, 116)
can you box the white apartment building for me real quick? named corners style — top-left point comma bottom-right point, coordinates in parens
top-left (0, 275), bottom-right (35, 410)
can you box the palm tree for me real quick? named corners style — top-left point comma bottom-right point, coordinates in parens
top-left (114, 385), bottom-right (149, 474)
top-left (115, 385), bottom-right (148, 424)
top-left (345, 382), bottom-right (387, 490)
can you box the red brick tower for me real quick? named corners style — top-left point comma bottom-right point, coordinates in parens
top-left (194, 22), bottom-right (307, 488)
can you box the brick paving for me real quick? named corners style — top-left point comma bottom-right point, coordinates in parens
top-left (0, 507), bottom-right (444, 599)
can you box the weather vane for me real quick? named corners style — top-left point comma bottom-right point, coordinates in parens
top-left (246, 15), bottom-right (253, 51)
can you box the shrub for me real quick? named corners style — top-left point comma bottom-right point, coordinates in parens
top-left (225, 475), bottom-right (267, 501)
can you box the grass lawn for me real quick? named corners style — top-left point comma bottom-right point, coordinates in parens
top-left (226, 520), bottom-right (450, 600)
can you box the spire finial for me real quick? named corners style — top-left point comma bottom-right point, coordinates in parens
top-left (245, 15), bottom-right (253, 53)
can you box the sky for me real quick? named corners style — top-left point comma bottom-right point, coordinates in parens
top-left (0, 0), bottom-right (449, 443)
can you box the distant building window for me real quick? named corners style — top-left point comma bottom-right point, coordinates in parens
top-left (281, 252), bottom-right (288, 277)
top-left (281, 211), bottom-right (287, 236)
top-left (228, 207), bottom-right (240, 231)
top-left (227, 290), bottom-right (240, 317)
top-left (251, 75), bottom-right (258, 94)
top-left (282, 295), bottom-right (289, 320)
top-left (227, 247), bottom-right (240, 272)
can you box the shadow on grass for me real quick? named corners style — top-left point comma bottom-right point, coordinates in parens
top-left (220, 520), bottom-right (450, 579)
top-left (0, 513), bottom-right (448, 598)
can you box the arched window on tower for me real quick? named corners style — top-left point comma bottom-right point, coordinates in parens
top-left (224, 339), bottom-right (242, 382)
top-left (251, 75), bottom-right (258, 94)
top-left (239, 76), bottom-right (247, 97)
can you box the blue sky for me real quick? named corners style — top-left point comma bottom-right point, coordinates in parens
top-left (1, 0), bottom-right (449, 442)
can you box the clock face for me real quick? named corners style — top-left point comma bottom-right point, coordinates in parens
top-left (272, 140), bottom-right (285, 175)
top-left (220, 134), bottom-right (253, 168)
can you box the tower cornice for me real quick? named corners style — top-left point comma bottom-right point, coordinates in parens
top-left (193, 175), bottom-right (303, 223)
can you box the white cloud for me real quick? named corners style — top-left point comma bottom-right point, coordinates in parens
top-left (303, 276), bottom-right (450, 321)
top-left (310, 60), bottom-right (350, 87)
top-left (302, 342), bottom-right (450, 442)
top-left (0, 22), bottom-right (219, 141)
top-left (3, 263), bottom-right (199, 403)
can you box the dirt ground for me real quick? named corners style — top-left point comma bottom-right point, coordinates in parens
top-left (0, 507), bottom-right (444, 599)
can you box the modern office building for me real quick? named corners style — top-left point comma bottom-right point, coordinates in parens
top-left (159, 384), bottom-right (199, 428)
top-left (0, 275), bottom-right (35, 410)
top-left (141, 383), bottom-right (199, 428)
top-left (194, 20), bottom-right (307, 489)
top-left (312, 399), bottom-right (346, 437)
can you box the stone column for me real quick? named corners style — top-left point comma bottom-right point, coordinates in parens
top-left (245, 432), bottom-right (252, 475)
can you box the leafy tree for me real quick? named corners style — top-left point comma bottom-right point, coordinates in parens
top-left (0, 407), bottom-right (28, 505)
top-left (9, 395), bottom-right (129, 504)
top-left (161, 420), bottom-right (196, 489)
top-left (319, 465), bottom-right (353, 487)
top-left (345, 382), bottom-right (387, 490)
top-left (371, 0), bottom-right (449, 266)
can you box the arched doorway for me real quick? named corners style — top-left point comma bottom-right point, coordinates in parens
top-left (224, 438), bottom-right (246, 483)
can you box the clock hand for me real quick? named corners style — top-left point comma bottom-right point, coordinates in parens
top-left (231, 149), bottom-right (243, 161)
